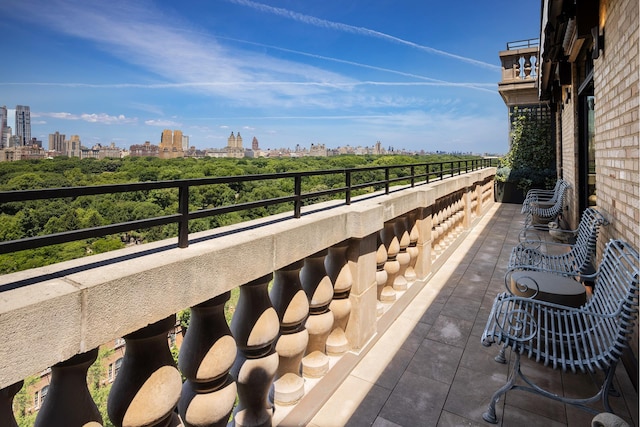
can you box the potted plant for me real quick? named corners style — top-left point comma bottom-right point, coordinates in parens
top-left (495, 107), bottom-right (556, 203)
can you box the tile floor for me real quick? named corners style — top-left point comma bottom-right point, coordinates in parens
top-left (282, 202), bottom-right (638, 427)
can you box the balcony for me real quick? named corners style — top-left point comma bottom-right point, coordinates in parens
top-left (498, 38), bottom-right (541, 107)
top-left (0, 166), bottom-right (637, 426)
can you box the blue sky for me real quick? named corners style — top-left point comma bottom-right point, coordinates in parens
top-left (0, 0), bottom-right (541, 154)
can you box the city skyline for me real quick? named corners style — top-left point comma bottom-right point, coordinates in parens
top-left (0, 1), bottom-right (540, 154)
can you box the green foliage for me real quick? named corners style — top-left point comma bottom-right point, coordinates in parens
top-left (0, 154), bottom-right (481, 274)
top-left (499, 107), bottom-right (556, 194)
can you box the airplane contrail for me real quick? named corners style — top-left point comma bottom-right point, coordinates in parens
top-left (225, 0), bottom-right (501, 71)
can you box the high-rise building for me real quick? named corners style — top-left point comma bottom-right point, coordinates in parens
top-left (182, 134), bottom-right (189, 151)
top-left (67, 135), bottom-right (81, 157)
top-left (15, 105), bottom-right (31, 146)
top-left (0, 106), bottom-right (7, 148)
top-left (49, 131), bottom-right (66, 153)
top-left (159, 129), bottom-right (185, 159)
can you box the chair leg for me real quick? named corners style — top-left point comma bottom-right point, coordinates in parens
top-left (483, 351), bottom-right (520, 424)
top-left (495, 343), bottom-right (507, 364)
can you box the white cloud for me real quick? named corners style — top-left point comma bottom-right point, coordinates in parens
top-left (145, 119), bottom-right (182, 127)
top-left (35, 111), bottom-right (136, 124)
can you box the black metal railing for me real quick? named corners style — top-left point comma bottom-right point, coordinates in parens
top-left (506, 38), bottom-right (539, 50)
top-left (0, 159), bottom-right (496, 254)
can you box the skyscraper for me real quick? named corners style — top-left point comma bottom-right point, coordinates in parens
top-left (15, 105), bottom-right (31, 146)
top-left (0, 106), bottom-right (7, 148)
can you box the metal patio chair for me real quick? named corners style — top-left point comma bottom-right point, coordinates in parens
top-left (481, 239), bottom-right (640, 424)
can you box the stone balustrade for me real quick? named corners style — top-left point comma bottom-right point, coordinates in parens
top-left (0, 169), bottom-right (495, 426)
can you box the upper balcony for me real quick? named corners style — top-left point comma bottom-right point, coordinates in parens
top-left (498, 39), bottom-right (542, 107)
top-left (0, 162), bottom-right (637, 427)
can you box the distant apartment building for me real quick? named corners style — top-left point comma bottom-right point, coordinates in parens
top-left (226, 132), bottom-right (244, 158)
top-left (129, 141), bottom-right (160, 157)
top-left (48, 131), bottom-right (66, 154)
top-left (66, 135), bottom-right (82, 158)
top-left (159, 129), bottom-right (185, 159)
top-left (15, 105), bottom-right (31, 146)
top-left (309, 143), bottom-right (328, 156)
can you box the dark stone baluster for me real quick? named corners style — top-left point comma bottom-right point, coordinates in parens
top-left (270, 260), bottom-right (309, 405)
top-left (381, 221), bottom-right (399, 300)
top-left (178, 293), bottom-right (237, 427)
top-left (0, 381), bottom-right (23, 427)
top-left (230, 274), bottom-right (280, 427)
top-left (35, 349), bottom-right (102, 426)
top-left (108, 315), bottom-right (183, 427)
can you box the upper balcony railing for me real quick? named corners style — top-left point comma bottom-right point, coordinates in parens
top-left (500, 39), bottom-right (540, 83)
top-left (0, 158), bottom-right (495, 256)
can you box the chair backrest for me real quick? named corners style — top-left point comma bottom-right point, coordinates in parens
top-left (569, 208), bottom-right (609, 272)
top-left (586, 240), bottom-right (639, 354)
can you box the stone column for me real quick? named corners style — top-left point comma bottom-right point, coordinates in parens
top-left (269, 261), bottom-right (309, 406)
top-left (0, 381), bottom-right (23, 427)
top-left (178, 293), bottom-right (237, 427)
top-left (108, 315), bottom-right (183, 427)
top-left (230, 274), bottom-right (280, 427)
top-left (325, 240), bottom-right (353, 355)
top-left (35, 349), bottom-right (102, 426)
top-left (300, 249), bottom-right (334, 378)
top-left (344, 235), bottom-right (378, 350)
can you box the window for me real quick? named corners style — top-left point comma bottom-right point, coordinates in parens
top-left (114, 337), bottom-right (125, 348)
top-left (114, 357), bottom-right (123, 380)
top-left (34, 390), bottom-right (40, 409)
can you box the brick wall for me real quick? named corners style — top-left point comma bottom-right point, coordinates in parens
top-left (594, 0), bottom-right (639, 251)
top-left (594, 0), bottom-right (639, 381)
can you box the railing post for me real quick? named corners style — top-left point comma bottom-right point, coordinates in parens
top-left (294, 175), bottom-right (302, 218)
top-left (345, 171), bottom-right (351, 205)
top-left (410, 165), bottom-right (415, 188)
top-left (178, 184), bottom-right (189, 248)
top-left (384, 168), bottom-right (390, 194)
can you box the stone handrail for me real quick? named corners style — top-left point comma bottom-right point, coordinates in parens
top-left (0, 169), bottom-right (495, 426)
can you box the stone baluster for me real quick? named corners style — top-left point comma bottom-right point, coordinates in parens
top-left (381, 221), bottom-right (400, 300)
top-left (108, 315), bottom-right (183, 427)
top-left (230, 274), bottom-right (280, 427)
top-left (300, 249), bottom-right (334, 378)
top-left (393, 217), bottom-right (410, 291)
top-left (404, 211), bottom-right (419, 283)
top-left (325, 241), bottom-right (353, 355)
top-left (523, 53), bottom-right (533, 79)
top-left (0, 381), bottom-right (23, 427)
top-left (178, 293), bottom-right (238, 427)
top-left (269, 261), bottom-right (309, 406)
top-left (375, 233), bottom-right (390, 311)
top-left (35, 349), bottom-right (102, 426)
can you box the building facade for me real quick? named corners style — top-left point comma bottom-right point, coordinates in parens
top-left (538, 0), bottom-right (638, 386)
top-left (159, 129), bottom-right (185, 159)
top-left (15, 105), bottom-right (31, 147)
top-left (48, 131), bottom-right (66, 154)
top-left (0, 105), bottom-right (7, 148)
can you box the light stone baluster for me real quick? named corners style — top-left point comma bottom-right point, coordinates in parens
top-left (108, 315), bottom-right (183, 427)
top-left (230, 274), bottom-right (280, 427)
top-left (404, 211), bottom-right (419, 283)
top-left (381, 221), bottom-right (400, 298)
top-left (394, 217), bottom-right (410, 291)
top-left (325, 241), bottom-right (353, 355)
top-left (300, 249), bottom-right (334, 378)
top-left (269, 261), bottom-right (309, 406)
top-left (375, 233), bottom-right (389, 313)
top-left (0, 381), bottom-right (23, 427)
top-left (35, 348), bottom-right (102, 426)
top-left (178, 293), bottom-right (237, 427)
